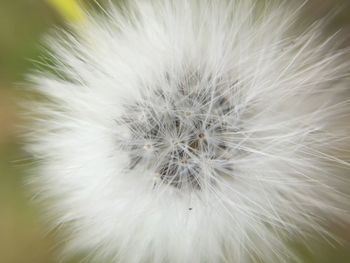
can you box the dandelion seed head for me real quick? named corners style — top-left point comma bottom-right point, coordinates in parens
top-left (25, 0), bottom-right (350, 262)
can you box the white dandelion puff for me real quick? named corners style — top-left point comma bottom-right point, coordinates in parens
top-left (25, 0), bottom-right (350, 262)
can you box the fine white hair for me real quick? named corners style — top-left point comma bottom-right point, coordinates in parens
top-left (25, 0), bottom-right (350, 262)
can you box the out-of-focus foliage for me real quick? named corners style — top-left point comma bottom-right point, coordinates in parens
top-left (48, 0), bottom-right (86, 22)
top-left (0, 1), bottom-right (349, 263)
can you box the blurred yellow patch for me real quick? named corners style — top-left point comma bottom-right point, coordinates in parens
top-left (48, 0), bottom-right (86, 22)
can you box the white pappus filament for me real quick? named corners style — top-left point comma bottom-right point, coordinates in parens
top-left (26, 1), bottom-right (350, 263)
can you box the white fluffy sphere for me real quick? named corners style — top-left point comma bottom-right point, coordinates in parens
top-left (26, 1), bottom-right (350, 262)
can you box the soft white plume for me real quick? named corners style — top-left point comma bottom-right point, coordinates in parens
top-left (25, 0), bottom-right (350, 262)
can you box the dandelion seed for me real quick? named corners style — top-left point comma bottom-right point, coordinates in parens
top-left (26, 1), bottom-right (350, 262)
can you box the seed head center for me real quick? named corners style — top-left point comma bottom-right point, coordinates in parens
top-left (118, 73), bottom-right (238, 189)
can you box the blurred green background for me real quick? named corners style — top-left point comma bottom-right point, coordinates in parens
top-left (0, 0), bottom-right (349, 262)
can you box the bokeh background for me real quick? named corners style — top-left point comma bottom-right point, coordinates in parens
top-left (0, 0), bottom-right (349, 262)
